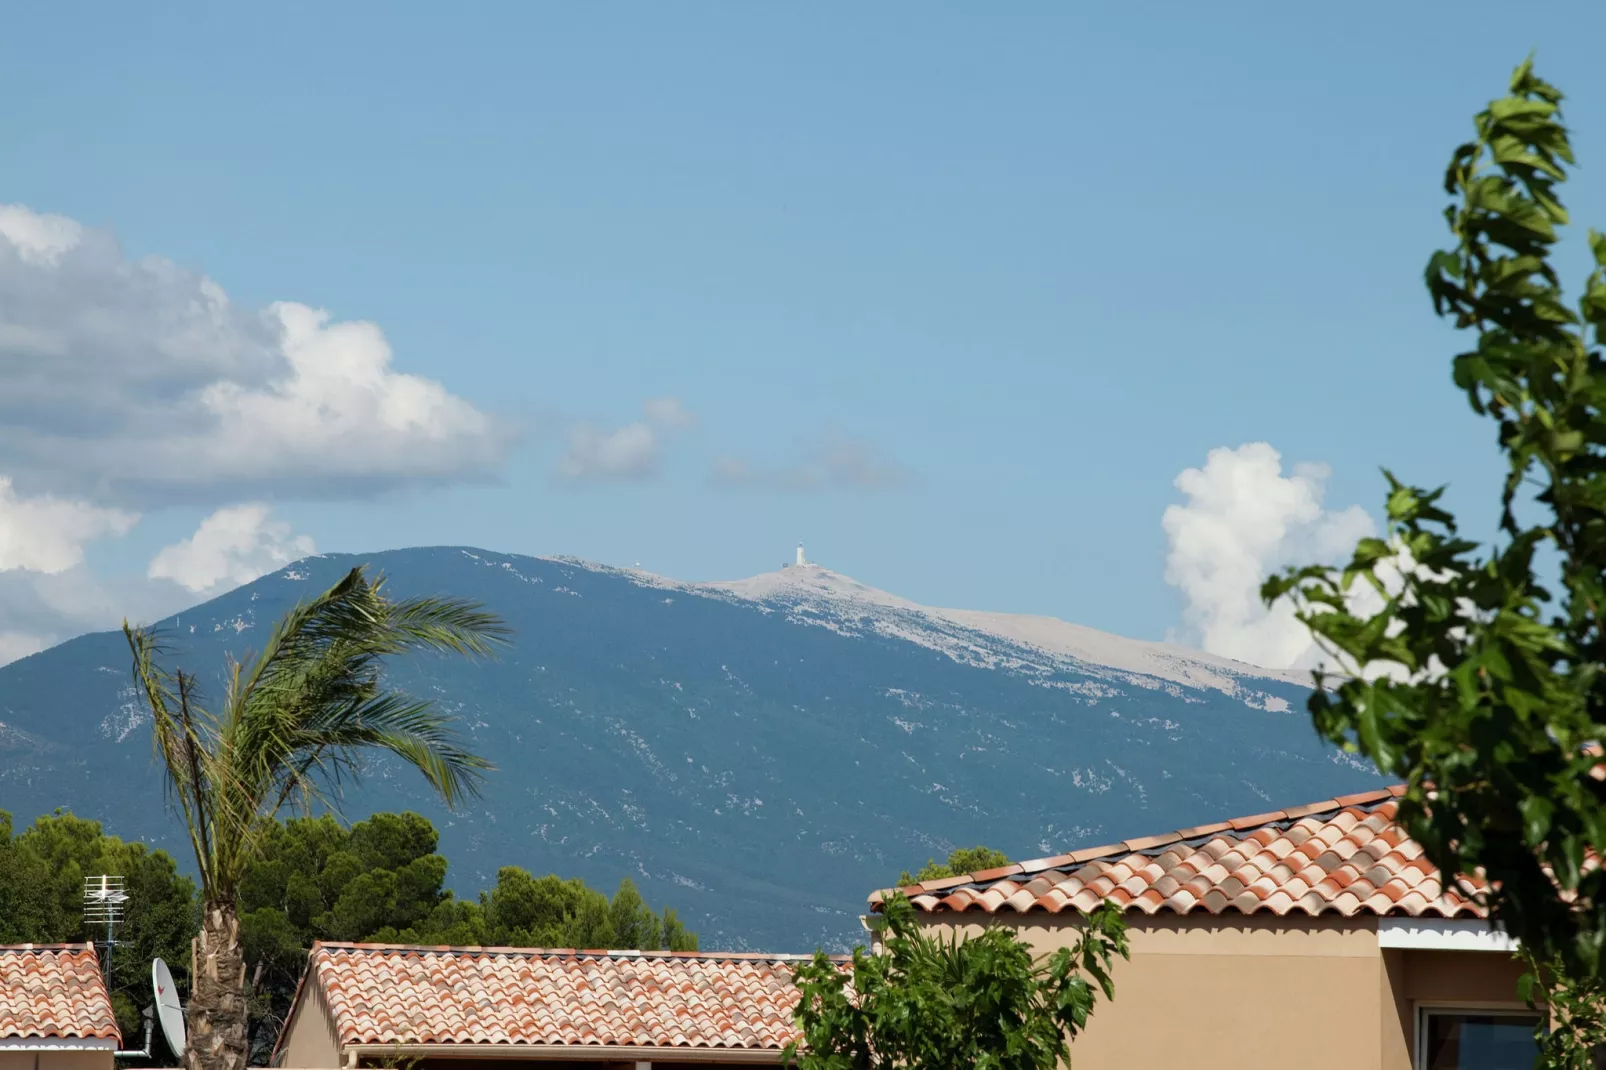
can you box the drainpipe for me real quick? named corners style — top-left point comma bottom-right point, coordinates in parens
top-left (114, 1007), bottom-right (155, 1059)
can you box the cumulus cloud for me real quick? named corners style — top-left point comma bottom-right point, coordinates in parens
top-left (0, 203), bottom-right (511, 507)
top-left (0, 477), bottom-right (138, 573)
top-left (0, 565), bottom-right (196, 667)
top-left (712, 433), bottom-right (910, 493)
top-left (0, 200), bottom-right (514, 661)
top-left (0, 476), bottom-right (147, 665)
top-left (1162, 442), bottom-right (1376, 671)
top-left (0, 632), bottom-right (48, 665)
top-left (640, 396), bottom-right (697, 432)
top-left (148, 504), bottom-right (316, 594)
top-left (556, 397), bottom-right (697, 484)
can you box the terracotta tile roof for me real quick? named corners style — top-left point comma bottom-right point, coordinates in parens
top-left (292, 941), bottom-right (841, 1053)
top-left (0, 944), bottom-right (120, 1042)
top-left (874, 785), bottom-right (1486, 919)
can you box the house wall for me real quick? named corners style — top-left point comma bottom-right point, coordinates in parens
top-left (0, 1051), bottom-right (114, 1070)
top-left (921, 912), bottom-right (1529, 1070)
top-left (277, 978), bottom-right (342, 1069)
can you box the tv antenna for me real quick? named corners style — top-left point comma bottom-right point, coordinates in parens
top-left (84, 875), bottom-right (162, 1061)
top-left (82, 875), bottom-right (128, 984)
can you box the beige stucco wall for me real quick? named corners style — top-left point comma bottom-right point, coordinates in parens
top-left (277, 979), bottom-right (342, 1069)
top-left (923, 912), bottom-right (1530, 1070)
top-left (0, 1051), bottom-right (114, 1070)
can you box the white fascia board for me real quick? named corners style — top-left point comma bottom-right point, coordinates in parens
top-left (1378, 917), bottom-right (1518, 952)
top-left (0, 1037), bottom-right (117, 1051)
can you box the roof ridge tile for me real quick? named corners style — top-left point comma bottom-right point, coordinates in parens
top-left (311, 940), bottom-right (834, 963)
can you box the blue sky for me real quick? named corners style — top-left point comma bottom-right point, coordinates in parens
top-left (0, 3), bottom-right (1602, 663)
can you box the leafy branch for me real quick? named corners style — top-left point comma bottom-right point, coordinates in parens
top-left (1263, 57), bottom-right (1606, 974)
top-left (785, 893), bottom-right (1128, 1070)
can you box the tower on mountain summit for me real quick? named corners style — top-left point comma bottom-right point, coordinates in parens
top-left (796, 542), bottom-right (807, 567)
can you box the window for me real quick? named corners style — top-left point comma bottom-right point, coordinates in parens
top-left (1417, 1009), bottom-right (1542, 1070)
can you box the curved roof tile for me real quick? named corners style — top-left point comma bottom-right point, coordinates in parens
top-left (0, 945), bottom-right (119, 1042)
top-left (870, 789), bottom-right (1485, 919)
top-left (293, 943), bottom-right (840, 1053)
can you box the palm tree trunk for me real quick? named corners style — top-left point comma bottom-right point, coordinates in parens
top-left (185, 900), bottom-right (249, 1070)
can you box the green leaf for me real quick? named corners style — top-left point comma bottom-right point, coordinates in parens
top-left (1521, 794), bottom-right (1555, 844)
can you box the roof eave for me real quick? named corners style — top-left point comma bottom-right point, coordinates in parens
top-left (0, 1037), bottom-right (119, 1051)
top-left (340, 1042), bottom-right (785, 1064)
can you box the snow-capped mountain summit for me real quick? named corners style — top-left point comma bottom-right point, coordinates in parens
top-left (0, 546), bottom-right (1375, 951)
top-left (690, 564), bottom-right (1305, 703)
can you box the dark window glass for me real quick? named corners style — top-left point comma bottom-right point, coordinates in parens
top-left (1422, 1013), bottom-right (1542, 1070)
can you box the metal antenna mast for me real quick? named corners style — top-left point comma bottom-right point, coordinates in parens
top-left (83, 875), bottom-right (128, 983)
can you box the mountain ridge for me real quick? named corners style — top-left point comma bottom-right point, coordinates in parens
top-left (484, 550), bottom-right (1307, 700)
top-left (0, 545), bottom-right (1377, 951)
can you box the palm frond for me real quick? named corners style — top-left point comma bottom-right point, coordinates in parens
top-left (125, 564), bottom-right (508, 899)
top-left (383, 589), bottom-right (513, 657)
top-left (253, 692), bottom-right (492, 818)
top-left (124, 622), bottom-right (220, 894)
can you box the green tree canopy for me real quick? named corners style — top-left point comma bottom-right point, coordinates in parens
top-left (897, 845), bottom-right (1011, 886)
top-left (0, 806), bottom-right (698, 1064)
top-left (786, 893), bottom-right (1128, 1070)
top-left (1264, 57), bottom-right (1606, 979)
top-left (0, 810), bottom-right (197, 1046)
top-left (471, 869), bottom-right (699, 952)
top-left (237, 811), bottom-right (462, 1059)
top-left (237, 811), bottom-right (697, 1061)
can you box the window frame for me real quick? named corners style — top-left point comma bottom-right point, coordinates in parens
top-left (1413, 1001), bottom-right (1545, 1070)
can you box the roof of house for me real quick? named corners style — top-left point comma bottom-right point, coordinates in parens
top-left (874, 785), bottom-right (1486, 918)
top-left (0, 944), bottom-right (120, 1043)
top-left (282, 941), bottom-right (841, 1055)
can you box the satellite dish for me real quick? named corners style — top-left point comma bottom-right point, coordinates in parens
top-left (152, 958), bottom-right (186, 1056)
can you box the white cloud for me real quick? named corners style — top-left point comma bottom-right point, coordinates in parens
top-left (819, 435), bottom-right (910, 489)
top-left (0, 476), bottom-right (138, 574)
top-left (711, 455), bottom-right (822, 492)
top-left (0, 565), bottom-right (196, 667)
top-left (0, 632), bottom-right (48, 665)
top-left (0, 201), bottom-right (507, 661)
top-left (641, 396), bottom-right (697, 432)
top-left (0, 477), bottom-right (213, 666)
top-left (556, 397), bottom-right (697, 484)
top-left (148, 504), bottom-right (316, 594)
top-left (0, 205), bottom-right (82, 263)
top-left (0, 203), bottom-right (512, 507)
top-left (1162, 442), bottom-right (1375, 671)
top-left (712, 433), bottom-right (910, 493)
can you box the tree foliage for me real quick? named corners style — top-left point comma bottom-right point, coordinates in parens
top-left (0, 810), bottom-right (197, 1046)
top-left (0, 803), bottom-right (698, 1065)
top-left (1520, 951), bottom-right (1606, 1067)
top-left (1263, 57), bottom-right (1606, 976)
top-left (786, 893), bottom-right (1128, 1070)
top-left (897, 846), bottom-right (1011, 887)
top-left (236, 811), bottom-right (697, 1062)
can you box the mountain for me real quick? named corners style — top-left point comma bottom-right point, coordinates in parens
top-left (0, 547), bottom-right (1380, 951)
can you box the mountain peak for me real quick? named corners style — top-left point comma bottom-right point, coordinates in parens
top-left (703, 564), bottom-right (918, 609)
top-left (673, 559), bottom-right (1305, 698)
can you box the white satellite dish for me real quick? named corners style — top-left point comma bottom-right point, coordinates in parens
top-left (152, 958), bottom-right (186, 1056)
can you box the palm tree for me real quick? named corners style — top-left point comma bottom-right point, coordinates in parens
top-left (124, 566), bottom-right (508, 1070)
